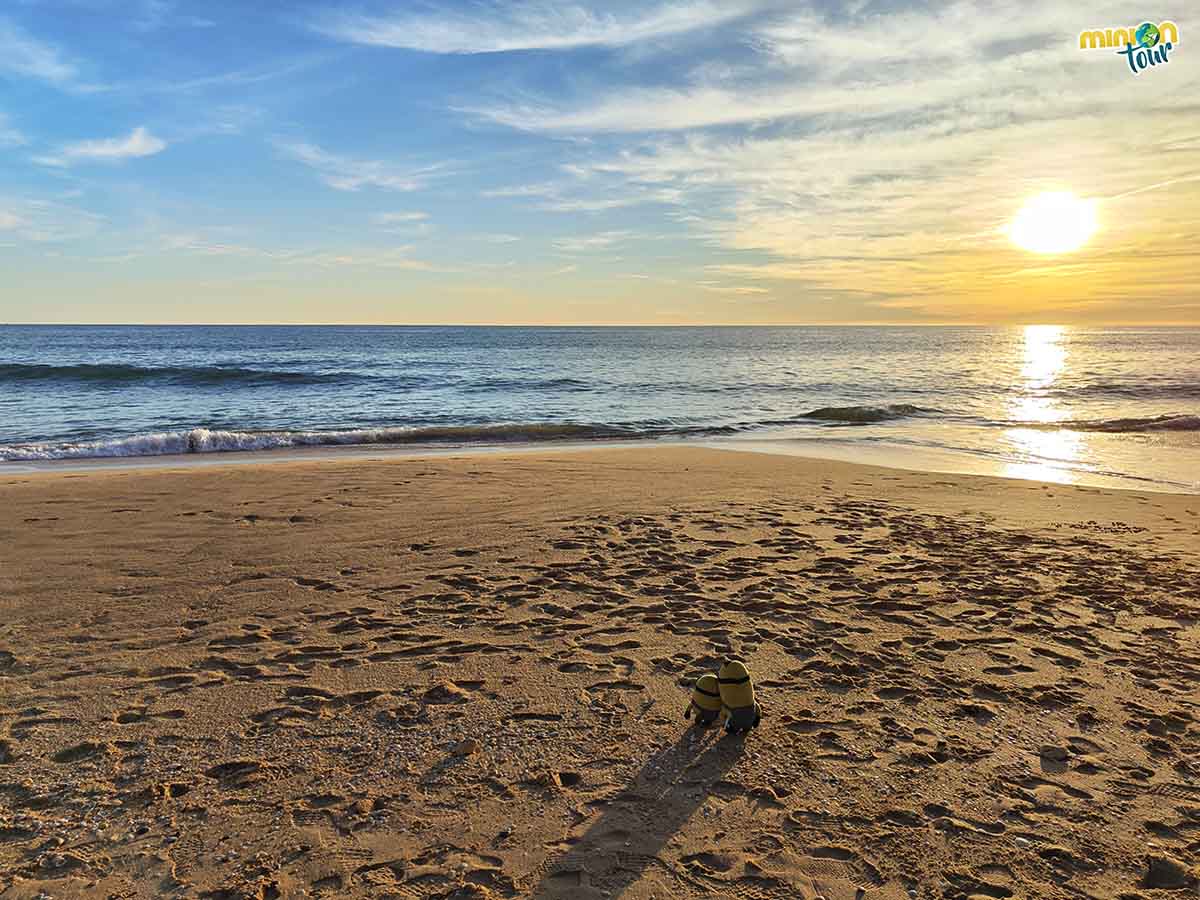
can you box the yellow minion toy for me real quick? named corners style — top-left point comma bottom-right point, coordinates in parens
top-left (683, 673), bottom-right (722, 726)
top-left (717, 659), bottom-right (762, 734)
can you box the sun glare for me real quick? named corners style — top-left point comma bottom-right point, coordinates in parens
top-left (1009, 192), bottom-right (1098, 254)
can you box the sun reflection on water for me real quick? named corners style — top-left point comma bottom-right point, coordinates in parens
top-left (1002, 325), bottom-right (1090, 484)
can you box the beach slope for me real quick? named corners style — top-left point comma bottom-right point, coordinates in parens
top-left (1, 447), bottom-right (1197, 898)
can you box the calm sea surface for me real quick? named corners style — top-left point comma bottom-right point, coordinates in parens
top-left (1, 325), bottom-right (1197, 491)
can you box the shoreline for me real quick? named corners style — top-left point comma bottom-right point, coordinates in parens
top-left (2, 447), bottom-right (1198, 898)
top-left (4, 432), bottom-right (1197, 496)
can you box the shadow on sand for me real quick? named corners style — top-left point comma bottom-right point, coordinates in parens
top-left (531, 724), bottom-right (744, 898)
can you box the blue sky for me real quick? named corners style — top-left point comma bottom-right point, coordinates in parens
top-left (1, 0), bottom-right (1197, 323)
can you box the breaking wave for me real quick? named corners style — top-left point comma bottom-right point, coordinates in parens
top-left (0, 422), bottom-right (736, 461)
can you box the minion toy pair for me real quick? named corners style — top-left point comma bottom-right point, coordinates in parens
top-left (683, 659), bottom-right (763, 734)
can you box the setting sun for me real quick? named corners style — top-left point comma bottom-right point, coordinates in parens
top-left (1009, 192), bottom-right (1099, 254)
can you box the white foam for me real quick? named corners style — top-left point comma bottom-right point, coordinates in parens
top-left (0, 424), bottom-right (633, 461)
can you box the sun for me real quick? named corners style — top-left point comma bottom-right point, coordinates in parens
top-left (1009, 192), bottom-right (1098, 254)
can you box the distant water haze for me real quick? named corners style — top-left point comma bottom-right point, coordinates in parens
top-left (1, 325), bottom-right (1196, 492)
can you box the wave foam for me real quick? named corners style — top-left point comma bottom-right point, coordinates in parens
top-left (0, 423), bottom-right (662, 461)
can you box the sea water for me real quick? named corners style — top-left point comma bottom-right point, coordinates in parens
top-left (1, 325), bottom-right (1196, 492)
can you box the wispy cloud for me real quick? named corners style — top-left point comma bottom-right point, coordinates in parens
top-left (0, 196), bottom-right (105, 242)
top-left (296, 249), bottom-right (437, 270)
top-left (278, 141), bottom-right (447, 192)
top-left (35, 127), bottom-right (167, 167)
top-left (132, 0), bottom-right (215, 33)
top-left (462, 58), bottom-right (1071, 134)
top-left (120, 55), bottom-right (331, 97)
top-left (312, 1), bottom-right (762, 54)
top-left (373, 211), bottom-right (429, 225)
top-left (481, 182), bottom-right (558, 199)
top-left (158, 232), bottom-right (438, 270)
top-left (0, 113), bottom-right (26, 148)
top-left (696, 281), bottom-right (769, 295)
top-left (1108, 172), bottom-right (1200, 201)
top-left (483, 179), bottom-right (676, 212)
top-left (160, 233), bottom-right (286, 258)
top-left (372, 210), bottom-right (433, 236)
top-left (541, 194), bottom-right (660, 212)
top-left (552, 230), bottom-right (633, 252)
top-left (0, 16), bottom-right (78, 85)
top-left (457, 3), bottom-right (1163, 136)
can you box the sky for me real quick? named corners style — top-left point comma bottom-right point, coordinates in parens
top-left (0, 0), bottom-right (1197, 325)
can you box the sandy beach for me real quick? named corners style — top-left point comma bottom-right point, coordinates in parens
top-left (1, 446), bottom-right (1198, 899)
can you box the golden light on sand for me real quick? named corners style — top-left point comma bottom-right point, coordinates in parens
top-left (1009, 192), bottom-right (1098, 254)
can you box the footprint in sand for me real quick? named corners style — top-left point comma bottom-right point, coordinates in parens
top-left (115, 708), bottom-right (187, 724)
top-left (205, 759), bottom-right (279, 789)
top-left (51, 741), bottom-right (113, 764)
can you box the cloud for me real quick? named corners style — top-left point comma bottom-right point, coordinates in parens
top-left (132, 0), bottom-right (215, 33)
top-left (278, 141), bottom-right (447, 192)
top-left (462, 56), bottom-right (1072, 134)
top-left (296, 249), bottom-right (437, 270)
top-left (0, 196), bottom-right (105, 242)
top-left (312, 1), bottom-right (762, 54)
top-left (221, 3), bottom-right (1200, 318)
top-left (552, 230), bottom-right (633, 252)
top-left (157, 232), bottom-right (439, 270)
top-left (481, 182), bottom-right (558, 199)
top-left (540, 194), bottom-right (662, 212)
top-left (696, 281), bottom-right (769, 295)
top-left (6, 0), bottom-right (1195, 323)
top-left (160, 233), bottom-right (283, 258)
top-left (750, 4), bottom-right (1082, 69)
top-left (112, 55), bottom-right (331, 99)
top-left (36, 127), bottom-right (167, 167)
top-left (1108, 172), bottom-right (1200, 201)
top-left (458, 3), bottom-right (1169, 136)
top-left (0, 17), bottom-right (77, 85)
top-left (373, 211), bottom-right (429, 225)
top-left (0, 113), bottom-right (26, 148)
top-left (450, 0), bottom-right (1200, 319)
top-left (483, 179), bottom-right (677, 212)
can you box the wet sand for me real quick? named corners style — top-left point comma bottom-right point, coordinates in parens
top-left (1, 446), bottom-right (1198, 899)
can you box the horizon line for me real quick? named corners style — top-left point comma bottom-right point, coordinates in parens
top-left (2, 321), bottom-right (1197, 328)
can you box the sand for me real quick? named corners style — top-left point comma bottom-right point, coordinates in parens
top-left (1, 446), bottom-right (1198, 899)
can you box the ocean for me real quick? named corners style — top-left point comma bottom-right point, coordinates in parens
top-left (1, 325), bottom-right (1197, 492)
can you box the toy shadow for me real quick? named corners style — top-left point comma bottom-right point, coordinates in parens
top-left (531, 725), bottom-right (744, 898)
